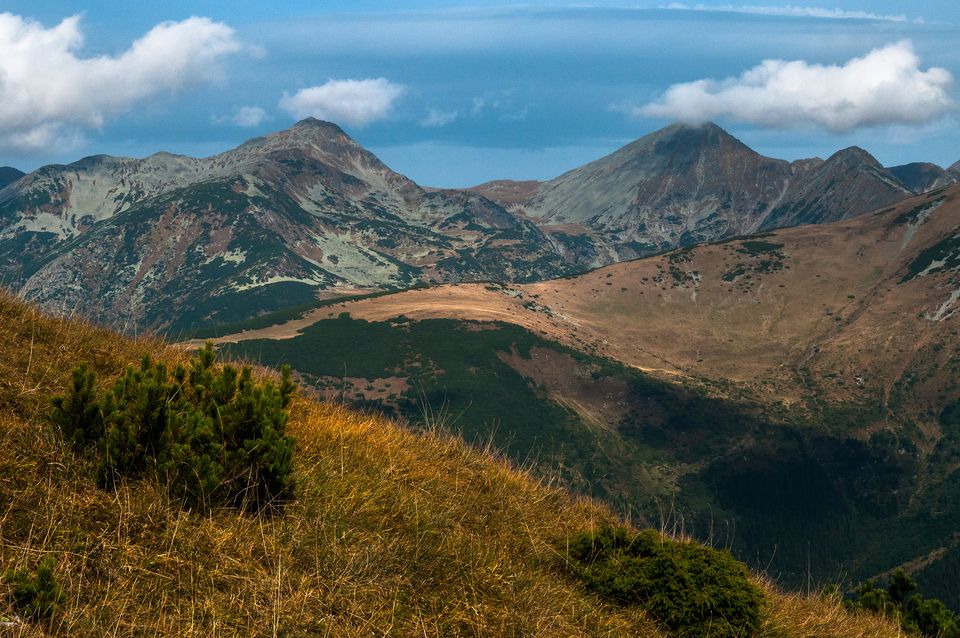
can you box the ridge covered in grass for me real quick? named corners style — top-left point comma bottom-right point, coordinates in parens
top-left (0, 291), bottom-right (903, 636)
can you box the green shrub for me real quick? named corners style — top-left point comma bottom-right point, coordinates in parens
top-left (50, 364), bottom-right (102, 448)
top-left (568, 526), bottom-right (764, 638)
top-left (51, 344), bottom-right (296, 512)
top-left (847, 570), bottom-right (959, 638)
top-left (4, 557), bottom-right (66, 621)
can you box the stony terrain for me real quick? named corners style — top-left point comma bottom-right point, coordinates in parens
top-left (470, 123), bottom-right (921, 266)
top-left (0, 120), bottom-right (571, 331)
top-left (2, 120), bottom-right (947, 333)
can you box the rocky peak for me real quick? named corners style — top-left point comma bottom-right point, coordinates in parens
top-left (226, 118), bottom-right (398, 184)
top-left (823, 146), bottom-right (884, 170)
top-left (628, 121), bottom-right (755, 165)
top-left (240, 118), bottom-right (359, 156)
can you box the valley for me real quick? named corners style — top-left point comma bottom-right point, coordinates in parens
top-left (189, 184), bottom-right (960, 598)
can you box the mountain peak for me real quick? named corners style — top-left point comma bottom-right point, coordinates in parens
top-left (232, 118), bottom-right (367, 164)
top-left (654, 120), bottom-right (732, 139)
top-left (642, 121), bottom-right (751, 156)
top-left (825, 146), bottom-right (883, 169)
top-left (291, 117), bottom-right (347, 135)
top-left (888, 162), bottom-right (947, 194)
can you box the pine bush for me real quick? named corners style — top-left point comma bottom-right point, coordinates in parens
top-left (847, 570), bottom-right (959, 638)
top-left (51, 344), bottom-right (296, 511)
top-left (49, 364), bottom-right (102, 448)
top-left (568, 526), bottom-right (764, 638)
top-left (4, 557), bottom-right (66, 621)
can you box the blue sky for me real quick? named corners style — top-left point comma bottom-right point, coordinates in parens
top-left (1, 1), bottom-right (958, 186)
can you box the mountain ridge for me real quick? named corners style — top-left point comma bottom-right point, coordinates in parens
top-left (0, 119), bottom-right (929, 331)
top-left (473, 123), bottom-right (913, 264)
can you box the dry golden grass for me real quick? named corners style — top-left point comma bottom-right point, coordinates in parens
top-left (0, 291), bottom-right (905, 637)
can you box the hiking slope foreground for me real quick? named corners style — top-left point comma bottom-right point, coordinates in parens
top-left (0, 291), bottom-right (903, 636)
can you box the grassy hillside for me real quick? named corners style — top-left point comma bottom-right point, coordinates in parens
top-left (0, 292), bottom-right (905, 636)
top-left (183, 186), bottom-right (960, 604)
top-left (213, 314), bottom-right (943, 590)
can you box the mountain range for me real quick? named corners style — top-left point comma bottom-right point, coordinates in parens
top-left (2, 119), bottom-right (956, 332)
top-left (472, 123), bottom-right (936, 263)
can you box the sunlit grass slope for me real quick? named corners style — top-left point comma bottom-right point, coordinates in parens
top-left (0, 291), bottom-right (902, 637)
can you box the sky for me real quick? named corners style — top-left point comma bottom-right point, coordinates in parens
top-left (1, 1), bottom-right (958, 187)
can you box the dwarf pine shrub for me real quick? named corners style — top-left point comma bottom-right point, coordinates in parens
top-left (50, 363), bottom-right (102, 448)
top-left (568, 526), bottom-right (764, 638)
top-left (847, 570), bottom-right (960, 638)
top-left (4, 557), bottom-right (66, 621)
top-left (51, 343), bottom-right (296, 511)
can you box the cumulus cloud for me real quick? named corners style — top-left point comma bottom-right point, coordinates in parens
top-left (0, 13), bottom-right (243, 153)
top-left (659, 3), bottom-right (918, 23)
top-left (638, 41), bottom-right (954, 133)
top-left (221, 105), bottom-right (268, 127)
top-left (279, 78), bottom-right (404, 127)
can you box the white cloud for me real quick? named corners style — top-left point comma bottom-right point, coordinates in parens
top-left (0, 13), bottom-right (243, 153)
top-left (278, 78), bottom-right (404, 127)
top-left (420, 108), bottom-right (459, 128)
top-left (659, 3), bottom-right (919, 23)
top-left (229, 106), bottom-right (268, 127)
top-left (638, 41), bottom-right (954, 133)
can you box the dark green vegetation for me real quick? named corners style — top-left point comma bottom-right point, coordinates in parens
top-left (51, 344), bottom-right (296, 511)
top-left (719, 238), bottom-right (788, 285)
top-left (219, 315), bottom-right (953, 597)
top-left (223, 316), bottom-right (619, 499)
top-left (4, 557), bottom-right (66, 621)
top-left (186, 288), bottom-right (414, 339)
top-left (916, 545), bottom-right (960, 612)
top-left (736, 240), bottom-right (785, 255)
top-left (847, 570), bottom-right (959, 638)
top-left (568, 526), bottom-right (764, 638)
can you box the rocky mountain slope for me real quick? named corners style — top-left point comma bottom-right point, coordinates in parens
top-left (0, 119), bottom-right (569, 331)
top-left (471, 123), bottom-right (916, 265)
top-left (200, 184), bottom-right (960, 598)
top-left (0, 120), bottom-right (935, 332)
top-left (257, 183), bottom-right (960, 413)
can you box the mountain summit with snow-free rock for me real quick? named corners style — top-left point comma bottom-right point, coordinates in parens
top-left (0, 120), bottom-right (927, 331)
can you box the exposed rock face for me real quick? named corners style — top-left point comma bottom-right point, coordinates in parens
top-left (0, 120), bottom-right (924, 331)
top-left (0, 119), bottom-right (569, 331)
top-left (489, 124), bottom-right (912, 264)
